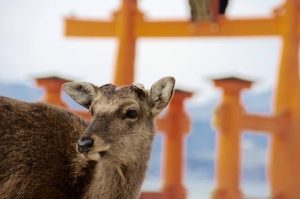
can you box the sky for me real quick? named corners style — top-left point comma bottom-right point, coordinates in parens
top-left (0, 0), bottom-right (284, 104)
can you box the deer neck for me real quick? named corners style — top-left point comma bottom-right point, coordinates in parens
top-left (82, 154), bottom-right (150, 199)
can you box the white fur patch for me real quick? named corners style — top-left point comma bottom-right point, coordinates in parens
top-left (87, 153), bottom-right (101, 161)
top-left (132, 83), bottom-right (145, 90)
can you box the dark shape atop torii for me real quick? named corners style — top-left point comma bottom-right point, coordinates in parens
top-left (188, 0), bottom-right (229, 21)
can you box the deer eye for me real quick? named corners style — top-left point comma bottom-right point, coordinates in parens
top-left (125, 109), bottom-right (139, 119)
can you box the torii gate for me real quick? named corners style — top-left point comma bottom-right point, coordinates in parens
top-left (64, 0), bottom-right (300, 198)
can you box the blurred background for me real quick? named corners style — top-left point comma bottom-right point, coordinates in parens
top-left (0, 0), bottom-right (289, 198)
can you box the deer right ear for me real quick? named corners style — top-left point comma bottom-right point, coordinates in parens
top-left (149, 77), bottom-right (175, 116)
top-left (62, 82), bottom-right (99, 109)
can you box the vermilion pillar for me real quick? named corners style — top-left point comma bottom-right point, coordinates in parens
top-left (35, 76), bottom-right (70, 107)
top-left (212, 77), bottom-right (253, 199)
top-left (156, 89), bottom-right (193, 199)
top-left (270, 0), bottom-right (300, 198)
top-left (35, 76), bottom-right (90, 120)
top-left (113, 0), bottom-right (137, 86)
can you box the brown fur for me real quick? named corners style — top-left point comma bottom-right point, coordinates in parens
top-left (0, 77), bottom-right (175, 199)
top-left (0, 96), bottom-right (94, 199)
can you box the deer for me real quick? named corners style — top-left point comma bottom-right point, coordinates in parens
top-left (0, 77), bottom-right (175, 199)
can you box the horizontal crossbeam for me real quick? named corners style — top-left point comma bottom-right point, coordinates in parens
top-left (65, 18), bottom-right (116, 37)
top-left (241, 113), bottom-right (281, 134)
top-left (136, 17), bottom-right (281, 37)
top-left (65, 16), bottom-right (285, 38)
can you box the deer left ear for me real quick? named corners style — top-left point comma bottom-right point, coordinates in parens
top-left (62, 82), bottom-right (99, 109)
top-left (149, 77), bottom-right (175, 116)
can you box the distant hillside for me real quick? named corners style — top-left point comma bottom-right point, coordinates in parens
top-left (0, 82), bottom-right (43, 102)
top-left (187, 89), bottom-right (273, 122)
top-left (0, 81), bottom-right (86, 110)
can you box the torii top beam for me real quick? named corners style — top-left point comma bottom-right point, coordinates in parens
top-left (65, 16), bottom-right (281, 37)
top-left (65, 1), bottom-right (296, 38)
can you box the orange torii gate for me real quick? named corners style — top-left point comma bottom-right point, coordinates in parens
top-left (64, 0), bottom-right (300, 198)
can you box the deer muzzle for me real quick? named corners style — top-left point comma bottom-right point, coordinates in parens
top-left (77, 135), bottom-right (111, 161)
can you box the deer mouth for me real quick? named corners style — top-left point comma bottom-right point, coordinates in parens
top-left (81, 150), bottom-right (109, 161)
top-left (81, 145), bottom-right (110, 161)
top-left (98, 150), bottom-right (108, 157)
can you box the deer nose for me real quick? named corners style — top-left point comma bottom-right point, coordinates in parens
top-left (77, 137), bottom-right (94, 154)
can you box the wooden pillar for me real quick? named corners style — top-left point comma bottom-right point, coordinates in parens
top-left (36, 76), bottom-right (91, 120)
top-left (211, 77), bottom-right (253, 199)
top-left (270, 0), bottom-right (300, 198)
top-left (35, 76), bottom-right (70, 107)
top-left (113, 0), bottom-right (137, 86)
top-left (156, 89), bottom-right (193, 199)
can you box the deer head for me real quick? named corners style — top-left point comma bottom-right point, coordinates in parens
top-left (63, 77), bottom-right (175, 164)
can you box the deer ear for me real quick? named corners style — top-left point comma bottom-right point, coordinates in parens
top-left (149, 77), bottom-right (175, 116)
top-left (62, 82), bottom-right (99, 109)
